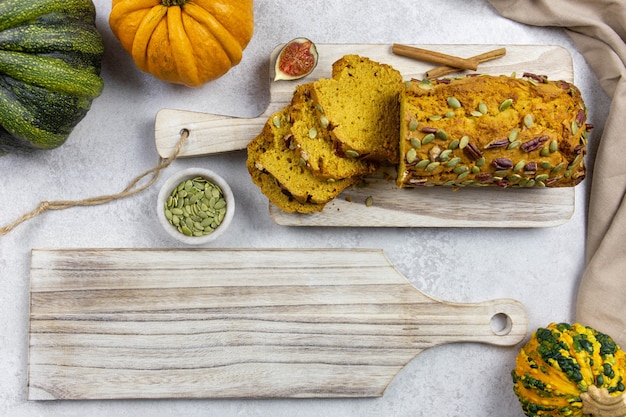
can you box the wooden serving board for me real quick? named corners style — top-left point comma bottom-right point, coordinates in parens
top-left (28, 248), bottom-right (528, 400)
top-left (154, 44), bottom-right (577, 228)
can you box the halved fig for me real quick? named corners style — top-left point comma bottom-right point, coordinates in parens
top-left (274, 38), bottom-right (318, 81)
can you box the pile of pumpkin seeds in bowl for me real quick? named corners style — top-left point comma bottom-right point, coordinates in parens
top-left (164, 176), bottom-right (228, 237)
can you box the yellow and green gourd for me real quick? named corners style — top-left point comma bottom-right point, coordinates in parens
top-left (0, 0), bottom-right (104, 155)
top-left (512, 322), bottom-right (626, 417)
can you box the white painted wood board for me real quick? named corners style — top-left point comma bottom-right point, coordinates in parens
top-left (28, 248), bottom-right (528, 400)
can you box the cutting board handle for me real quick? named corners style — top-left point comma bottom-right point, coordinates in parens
top-left (154, 108), bottom-right (270, 158)
top-left (428, 297), bottom-right (528, 347)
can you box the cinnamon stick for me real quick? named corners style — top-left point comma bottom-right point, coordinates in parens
top-left (392, 44), bottom-right (480, 71)
top-left (425, 48), bottom-right (507, 79)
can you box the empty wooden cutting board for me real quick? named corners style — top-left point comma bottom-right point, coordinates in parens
top-left (28, 248), bottom-right (528, 400)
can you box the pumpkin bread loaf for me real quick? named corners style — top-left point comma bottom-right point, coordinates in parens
top-left (289, 84), bottom-right (379, 180)
top-left (246, 107), bottom-right (356, 211)
top-left (247, 55), bottom-right (591, 214)
top-left (309, 54), bottom-right (403, 164)
top-left (397, 75), bottom-right (589, 188)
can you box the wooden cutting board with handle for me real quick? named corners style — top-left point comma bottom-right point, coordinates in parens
top-left (154, 44), bottom-right (578, 228)
top-left (28, 248), bottom-right (528, 400)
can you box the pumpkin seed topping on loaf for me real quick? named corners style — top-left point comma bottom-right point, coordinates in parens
top-left (397, 74), bottom-right (589, 188)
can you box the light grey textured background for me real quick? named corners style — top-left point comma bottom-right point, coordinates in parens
top-left (0, 1), bottom-right (611, 416)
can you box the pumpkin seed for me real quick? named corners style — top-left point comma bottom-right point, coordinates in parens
top-left (409, 119), bottom-right (419, 131)
top-left (422, 133), bottom-right (435, 144)
top-left (320, 115), bottom-right (329, 128)
top-left (453, 165), bottom-right (469, 174)
top-left (499, 98), bottom-right (513, 112)
top-left (365, 196), bottom-right (374, 207)
top-left (552, 162), bottom-right (565, 174)
top-left (445, 111), bottom-right (455, 118)
top-left (507, 141), bottom-right (521, 150)
top-left (415, 159), bottom-right (430, 169)
top-left (508, 128), bottom-right (519, 142)
top-left (549, 140), bottom-right (558, 153)
top-left (308, 127), bottom-right (317, 139)
top-left (214, 199), bottom-right (226, 209)
top-left (540, 147), bottom-right (550, 157)
top-left (436, 129), bottom-right (448, 141)
top-left (524, 114), bottom-right (534, 128)
top-left (448, 139), bottom-right (460, 150)
top-left (345, 149), bottom-right (360, 158)
top-left (410, 138), bottom-right (421, 149)
top-left (568, 154), bottom-right (582, 169)
top-left (459, 135), bottom-right (469, 149)
top-left (527, 78), bottom-right (539, 87)
top-left (475, 157), bottom-right (485, 168)
top-left (406, 148), bottom-right (417, 164)
top-left (418, 79), bottom-right (433, 90)
top-left (470, 110), bottom-right (483, 117)
top-left (478, 102), bottom-right (488, 115)
top-left (425, 161), bottom-right (440, 172)
top-left (429, 115), bottom-right (442, 121)
top-left (447, 97), bottom-right (461, 109)
top-left (439, 149), bottom-right (453, 161)
top-left (514, 160), bottom-right (526, 172)
top-left (445, 157), bottom-right (461, 167)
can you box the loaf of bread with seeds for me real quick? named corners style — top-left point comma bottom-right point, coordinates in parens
top-left (288, 83), bottom-right (379, 180)
top-left (246, 106), bottom-right (356, 213)
top-left (309, 54), bottom-right (404, 164)
top-left (397, 74), bottom-right (589, 188)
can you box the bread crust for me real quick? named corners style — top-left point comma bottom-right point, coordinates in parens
top-left (397, 75), bottom-right (588, 188)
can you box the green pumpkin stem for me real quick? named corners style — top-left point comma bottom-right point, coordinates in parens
top-left (161, 0), bottom-right (187, 6)
top-left (581, 385), bottom-right (626, 417)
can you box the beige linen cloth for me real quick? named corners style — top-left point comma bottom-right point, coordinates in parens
top-left (488, 0), bottom-right (626, 345)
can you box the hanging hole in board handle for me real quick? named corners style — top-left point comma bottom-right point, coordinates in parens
top-left (490, 312), bottom-right (513, 336)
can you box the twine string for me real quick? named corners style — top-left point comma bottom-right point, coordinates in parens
top-left (0, 129), bottom-right (189, 237)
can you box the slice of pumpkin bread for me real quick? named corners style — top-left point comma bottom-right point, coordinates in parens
top-left (246, 111), bottom-right (325, 213)
top-left (309, 54), bottom-right (403, 164)
top-left (289, 83), bottom-right (379, 180)
top-left (246, 106), bottom-right (356, 208)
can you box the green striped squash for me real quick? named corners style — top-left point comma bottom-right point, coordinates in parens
top-left (0, 0), bottom-right (104, 154)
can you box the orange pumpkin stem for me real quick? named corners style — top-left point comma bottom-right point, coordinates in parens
top-left (580, 385), bottom-right (626, 417)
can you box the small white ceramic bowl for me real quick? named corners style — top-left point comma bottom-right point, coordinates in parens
top-left (157, 168), bottom-right (235, 244)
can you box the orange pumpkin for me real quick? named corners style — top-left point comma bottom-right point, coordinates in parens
top-left (109, 0), bottom-right (254, 87)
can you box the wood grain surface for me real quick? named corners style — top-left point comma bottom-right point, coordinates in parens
top-left (28, 248), bottom-right (528, 400)
top-left (154, 44), bottom-right (577, 228)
